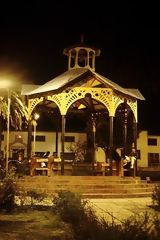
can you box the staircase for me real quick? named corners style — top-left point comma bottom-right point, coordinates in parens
top-left (16, 176), bottom-right (155, 199)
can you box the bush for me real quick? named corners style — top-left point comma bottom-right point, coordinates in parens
top-left (52, 191), bottom-right (88, 226)
top-left (8, 159), bottom-right (30, 177)
top-left (152, 184), bottom-right (160, 207)
top-left (27, 190), bottom-right (47, 207)
top-left (52, 190), bottom-right (160, 240)
top-left (0, 170), bottom-right (17, 212)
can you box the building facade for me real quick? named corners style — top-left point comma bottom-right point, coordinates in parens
top-left (137, 131), bottom-right (160, 169)
top-left (1, 130), bottom-right (86, 161)
top-left (1, 130), bottom-right (160, 171)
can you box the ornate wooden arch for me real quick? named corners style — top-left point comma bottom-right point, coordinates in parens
top-left (27, 87), bottom-right (138, 123)
top-left (28, 97), bottom-right (44, 120)
top-left (47, 87), bottom-right (122, 116)
top-left (113, 96), bottom-right (137, 122)
top-left (127, 99), bottom-right (137, 122)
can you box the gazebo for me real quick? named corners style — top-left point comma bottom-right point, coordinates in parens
top-left (22, 42), bottom-right (145, 176)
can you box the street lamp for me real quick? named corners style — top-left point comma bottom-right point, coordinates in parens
top-left (32, 113), bottom-right (40, 156)
top-left (6, 90), bottom-right (11, 175)
top-left (0, 80), bottom-right (12, 175)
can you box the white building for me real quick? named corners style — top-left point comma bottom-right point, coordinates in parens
top-left (1, 130), bottom-right (160, 171)
top-left (137, 131), bottom-right (160, 169)
top-left (1, 130), bottom-right (86, 160)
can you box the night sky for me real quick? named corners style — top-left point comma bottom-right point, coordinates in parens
top-left (0, 1), bottom-right (159, 133)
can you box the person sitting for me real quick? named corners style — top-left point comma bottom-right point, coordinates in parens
top-left (94, 145), bottom-right (106, 175)
top-left (43, 151), bottom-right (50, 158)
top-left (130, 149), bottom-right (137, 168)
top-left (123, 155), bottom-right (131, 168)
top-left (112, 148), bottom-right (121, 162)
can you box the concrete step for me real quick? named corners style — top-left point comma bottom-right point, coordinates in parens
top-left (82, 192), bottom-right (153, 199)
top-left (18, 182), bottom-right (154, 191)
top-left (18, 182), bottom-right (149, 188)
top-left (18, 176), bottom-right (145, 184)
top-left (19, 175), bottom-right (142, 181)
top-left (16, 176), bottom-right (155, 199)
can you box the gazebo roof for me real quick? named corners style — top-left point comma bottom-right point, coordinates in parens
top-left (23, 68), bottom-right (145, 101)
top-left (21, 84), bottom-right (41, 95)
top-left (23, 68), bottom-right (88, 95)
top-left (94, 72), bottom-right (145, 100)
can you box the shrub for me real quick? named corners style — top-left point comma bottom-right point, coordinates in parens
top-left (0, 169), bottom-right (17, 212)
top-left (152, 184), bottom-right (160, 207)
top-left (16, 189), bottom-right (28, 207)
top-left (52, 190), bottom-right (160, 240)
top-left (15, 158), bottom-right (30, 177)
top-left (52, 190), bottom-right (88, 226)
top-left (27, 189), bottom-right (47, 207)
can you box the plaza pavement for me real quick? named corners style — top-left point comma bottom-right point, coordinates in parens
top-left (88, 197), bottom-right (157, 222)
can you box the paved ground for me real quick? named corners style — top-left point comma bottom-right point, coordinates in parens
top-left (88, 197), bottom-right (157, 222)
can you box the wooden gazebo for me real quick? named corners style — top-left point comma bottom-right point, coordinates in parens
top-left (22, 43), bottom-right (145, 176)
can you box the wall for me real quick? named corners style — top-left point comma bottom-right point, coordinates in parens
top-left (137, 131), bottom-right (148, 167)
top-left (1, 130), bottom-right (87, 159)
top-left (137, 130), bottom-right (160, 168)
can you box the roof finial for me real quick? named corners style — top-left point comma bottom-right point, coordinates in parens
top-left (80, 34), bottom-right (84, 43)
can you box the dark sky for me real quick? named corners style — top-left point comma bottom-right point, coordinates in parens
top-left (0, 1), bottom-right (160, 133)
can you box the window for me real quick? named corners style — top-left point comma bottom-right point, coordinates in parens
top-left (31, 135), bottom-right (45, 142)
top-left (64, 136), bottom-right (75, 142)
top-left (78, 49), bottom-right (87, 67)
top-left (148, 138), bottom-right (157, 146)
top-left (60, 152), bottom-right (75, 162)
top-left (148, 153), bottom-right (160, 167)
top-left (35, 152), bottom-right (45, 157)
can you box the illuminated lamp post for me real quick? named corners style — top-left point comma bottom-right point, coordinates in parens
top-left (32, 113), bottom-right (40, 156)
top-left (0, 80), bottom-right (12, 175)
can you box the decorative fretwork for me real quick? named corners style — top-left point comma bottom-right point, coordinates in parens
top-left (47, 93), bottom-right (67, 114)
top-left (112, 95), bottom-right (124, 116)
top-left (27, 88), bottom-right (138, 121)
top-left (48, 87), bottom-right (115, 115)
top-left (28, 97), bottom-right (44, 120)
top-left (127, 99), bottom-right (137, 122)
top-left (111, 94), bottom-right (137, 121)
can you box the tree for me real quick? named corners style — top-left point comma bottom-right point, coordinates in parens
top-left (0, 91), bottom-right (28, 158)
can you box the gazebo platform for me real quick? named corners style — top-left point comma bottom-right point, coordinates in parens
top-left (16, 176), bottom-right (154, 199)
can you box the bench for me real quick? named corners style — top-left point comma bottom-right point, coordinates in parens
top-left (29, 157), bottom-right (61, 176)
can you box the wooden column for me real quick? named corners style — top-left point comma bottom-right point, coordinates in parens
top-left (55, 117), bottom-right (59, 155)
top-left (123, 107), bottom-right (128, 158)
top-left (109, 116), bottom-right (113, 175)
top-left (61, 115), bottom-right (66, 175)
top-left (91, 114), bottom-right (96, 174)
top-left (133, 120), bottom-right (138, 176)
top-left (27, 119), bottom-right (32, 159)
top-left (133, 120), bottom-right (137, 151)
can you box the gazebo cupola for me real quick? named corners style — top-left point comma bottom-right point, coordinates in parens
top-left (63, 43), bottom-right (101, 71)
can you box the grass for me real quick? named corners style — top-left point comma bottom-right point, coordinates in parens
top-left (0, 207), bottom-right (71, 240)
top-left (0, 203), bottom-right (160, 240)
